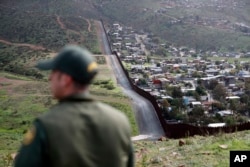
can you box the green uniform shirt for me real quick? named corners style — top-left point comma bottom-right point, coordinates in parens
top-left (14, 93), bottom-right (134, 167)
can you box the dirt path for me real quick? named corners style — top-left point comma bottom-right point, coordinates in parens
top-left (56, 15), bottom-right (66, 29)
top-left (84, 18), bottom-right (92, 32)
top-left (55, 15), bottom-right (85, 44)
top-left (94, 20), bottom-right (106, 54)
top-left (0, 39), bottom-right (46, 50)
top-left (0, 77), bottom-right (31, 94)
top-left (0, 76), bottom-right (51, 97)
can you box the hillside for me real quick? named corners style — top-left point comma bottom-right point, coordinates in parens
top-left (0, 0), bottom-right (101, 78)
top-left (1, 1), bottom-right (250, 166)
top-left (2, 0), bottom-right (250, 54)
top-left (96, 0), bottom-right (250, 52)
top-left (0, 0), bottom-right (100, 50)
top-left (0, 57), bottom-right (138, 166)
top-left (134, 130), bottom-right (250, 167)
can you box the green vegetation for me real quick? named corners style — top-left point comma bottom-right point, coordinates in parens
top-left (105, 102), bottom-right (138, 136)
top-left (90, 75), bottom-right (138, 135)
top-left (0, 89), bottom-right (50, 162)
top-left (93, 79), bottom-right (116, 90)
top-left (134, 130), bottom-right (250, 167)
top-left (0, 56), bottom-right (138, 165)
top-left (2, 0), bottom-right (250, 53)
top-left (0, 0), bottom-right (100, 79)
top-left (1, 0), bottom-right (250, 166)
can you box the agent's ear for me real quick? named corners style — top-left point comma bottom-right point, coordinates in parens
top-left (59, 72), bottom-right (73, 88)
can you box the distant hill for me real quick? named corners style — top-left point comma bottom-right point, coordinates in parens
top-left (94, 0), bottom-right (250, 52)
top-left (1, 0), bottom-right (250, 67)
top-left (0, 0), bottom-right (100, 51)
top-left (0, 0), bottom-right (100, 77)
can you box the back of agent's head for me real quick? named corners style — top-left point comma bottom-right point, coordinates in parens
top-left (36, 45), bottom-right (98, 84)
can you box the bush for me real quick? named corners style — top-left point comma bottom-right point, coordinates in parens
top-left (225, 116), bottom-right (236, 126)
top-left (104, 83), bottom-right (115, 90)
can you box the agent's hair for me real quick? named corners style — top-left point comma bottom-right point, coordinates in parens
top-left (72, 72), bottom-right (97, 89)
top-left (72, 79), bottom-right (89, 90)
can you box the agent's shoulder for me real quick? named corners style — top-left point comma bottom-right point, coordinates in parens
top-left (95, 101), bottom-right (120, 112)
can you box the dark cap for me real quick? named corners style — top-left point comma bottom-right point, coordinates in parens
top-left (36, 45), bottom-right (98, 84)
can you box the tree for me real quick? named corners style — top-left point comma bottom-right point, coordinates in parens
top-left (212, 102), bottom-right (226, 111)
top-left (155, 47), bottom-right (168, 57)
top-left (172, 87), bottom-right (183, 98)
top-left (208, 79), bottom-right (218, 90)
top-left (245, 78), bottom-right (250, 95)
top-left (193, 91), bottom-right (201, 101)
top-left (212, 84), bottom-right (227, 101)
top-left (190, 106), bottom-right (205, 117)
top-left (192, 71), bottom-right (202, 78)
top-left (152, 37), bottom-right (161, 44)
top-left (162, 99), bottom-right (170, 108)
top-left (146, 56), bottom-right (151, 63)
top-left (240, 93), bottom-right (250, 104)
top-left (138, 78), bottom-right (147, 86)
top-left (215, 60), bottom-right (220, 65)
top-left (142, 73), bottom-right (149, 80)
top-left (228, 99), bottom-right (239, 115)
top-left (197, 79), bottom-right (202, 85)
top-left (188, 106), bottom-right (205, 125)
top-left (185, 90), bottom-right (195, 96)
top-left (162, 99), bottom-right (170, 119)
top-left (225, 116), bottom-right (236, 126)
top-left (170, 98), bottom-right (185, 110)
top-left (196, 85), bottom-right (207, 95)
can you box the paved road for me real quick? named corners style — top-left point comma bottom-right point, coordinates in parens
top-left (97, 21), bottom-right (165, 139)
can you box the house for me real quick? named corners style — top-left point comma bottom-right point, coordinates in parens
top-left (199, 75), bottom-right (224, 88)
top-left (185, 101), bottom-right (203, 112)
top-left (208, 123), bottom-right (226, 127)
top-left (190, 101), bottom-right (202, 108)
top-left (217, 110), bottom-right (233, 116)
top-left (152, 78), bottom-right (170, 89)
top-left (224, 76), bottom-right (236, 86)
top-left (226, 96), bottom-right (240, 101)
top-left (173, 64), bottom-right (180, 70)
top-left (150, 90), bottom-right (161, 97)
top-left (205, 69), bottom-right (220, 76)
top-left (150, 68), bottom-right (162, 74)
top-left (183, 96), bottom-right (196, 106)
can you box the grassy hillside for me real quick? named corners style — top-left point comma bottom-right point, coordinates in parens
top-left (0, 55), bottom-right (138, 166)
top-left (134, 130), bottom-right (250, 167)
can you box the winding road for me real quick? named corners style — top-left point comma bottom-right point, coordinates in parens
top-left (96, 21), bottom-right (165, 140)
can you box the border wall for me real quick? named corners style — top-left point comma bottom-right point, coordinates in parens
top-left (100, 20), bottom-right (250, 139)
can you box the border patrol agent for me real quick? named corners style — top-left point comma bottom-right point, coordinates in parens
top-left (14, 45), bottom-right (134, 167)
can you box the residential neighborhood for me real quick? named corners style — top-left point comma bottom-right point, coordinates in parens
top-left (107, 22), bottom-right (250, 126)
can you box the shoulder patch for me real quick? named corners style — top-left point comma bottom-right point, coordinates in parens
top-left (23, 126), bottom-right (36, 145)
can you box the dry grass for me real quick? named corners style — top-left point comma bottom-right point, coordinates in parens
top-left (0, 55), bottom-right (138, 166)
top-left (134, 130), bottom-right (250, 167)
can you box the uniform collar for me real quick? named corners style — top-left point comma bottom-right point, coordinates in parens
top-left (59, 92), bottom-right (94, 102)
